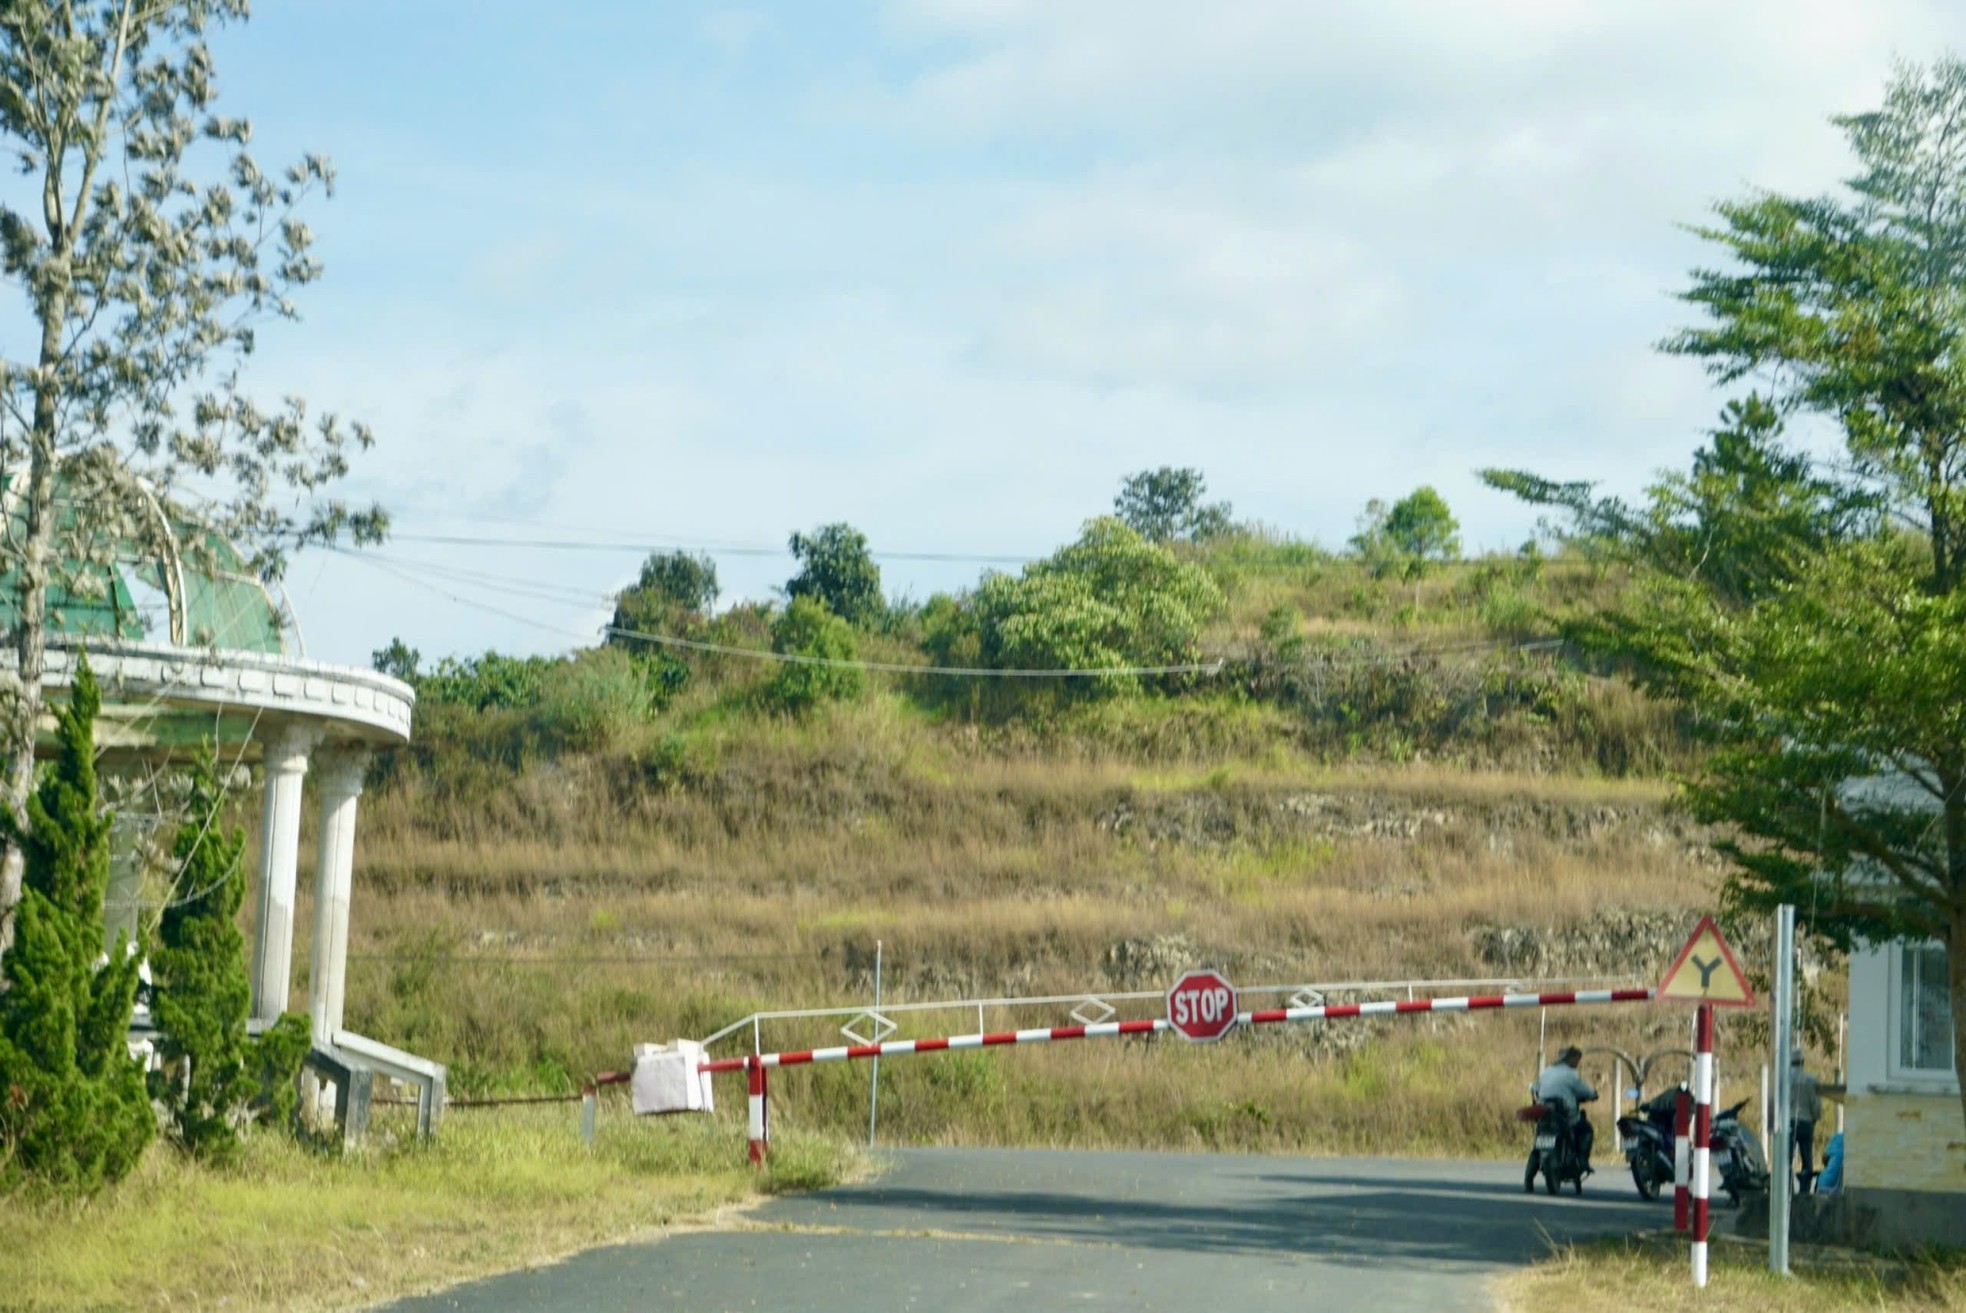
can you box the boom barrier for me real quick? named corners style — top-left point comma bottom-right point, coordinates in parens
top-left (699, 986), bottom-right (1655, 1074)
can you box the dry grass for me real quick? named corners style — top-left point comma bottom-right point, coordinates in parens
top-left (0, 1106), bottom-right (855, 1313)
top-left (264, 691), bottom-right (1754, 1150)
top-left (1498, 1235), bottom-right (1966, 1312)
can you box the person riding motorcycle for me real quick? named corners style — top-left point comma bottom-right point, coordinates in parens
top-left (1534, 1045), bottom-right (1598, 1175)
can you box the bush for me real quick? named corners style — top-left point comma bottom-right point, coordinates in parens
top-left (970, 517), bottom-right (1226, 698)
top-left (149, 749), bottom-right (255, 1162)
top-left (0, 661), bottom-right (151, 1193)
top-left (534, 648), bottom-right (656, 752)
top-left (769, 598), bottom-right (865, 713)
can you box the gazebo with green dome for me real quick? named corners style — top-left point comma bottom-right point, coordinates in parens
top-left (0, 491), bottom-right (440, 1135)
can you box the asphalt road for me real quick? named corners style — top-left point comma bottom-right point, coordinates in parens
top-left (385, 1148), bottom-right (1658, 1313)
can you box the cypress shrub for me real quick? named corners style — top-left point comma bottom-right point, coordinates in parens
top-left (0, 660), bottom-right (152, 1192)
top-left (148, 748), bottom-right (253, 1161)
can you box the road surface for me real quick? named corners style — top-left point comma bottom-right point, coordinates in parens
top-left (385, 1148), bottom-right (1657, 1312)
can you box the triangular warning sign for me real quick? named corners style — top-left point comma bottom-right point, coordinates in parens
top-left (1658, 915), bottom-right (1756, 1008)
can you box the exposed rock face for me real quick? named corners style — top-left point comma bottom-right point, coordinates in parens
top-left (1103, 934), bottom-right (1203, 987)
top-left (1469, 910), bottom-right (1692, 980)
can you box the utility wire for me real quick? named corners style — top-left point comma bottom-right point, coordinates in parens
top-left (341, 548), bottom-right (1567, 680)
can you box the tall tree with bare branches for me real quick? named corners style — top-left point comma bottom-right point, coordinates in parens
top-left (0, 2), bottom-right (383, 959)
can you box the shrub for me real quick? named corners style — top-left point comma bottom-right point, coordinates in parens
top-left (971, 517), bottom-right (1226, 698)
top-left (149, 749), bottom-right (255, 1162)
top-left (0, 661), bottom-right (151, 1192)
top-left (534, 647), bottom-right (655, 752)
top-left (769, 598), bottom-right (865, 713)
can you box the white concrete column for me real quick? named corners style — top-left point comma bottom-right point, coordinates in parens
top-left (308, 748), bottom-right (368, 1047)
top-left (251, 722), bottom-right (323, 1024)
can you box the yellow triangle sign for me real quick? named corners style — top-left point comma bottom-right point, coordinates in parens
top-left (1658, 915), bottom-right (1756, 1008)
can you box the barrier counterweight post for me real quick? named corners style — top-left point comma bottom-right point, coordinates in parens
top-left (1673, 1088), bottom-right (1692, 1233)
top-left (1692, 1004), bottom-right (1715, 1288)
top-left (747, 1054), bottom-right (770, 1167)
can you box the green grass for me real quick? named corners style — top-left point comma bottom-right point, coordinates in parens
top-left (0, 1106), bottom-right (856, 1312)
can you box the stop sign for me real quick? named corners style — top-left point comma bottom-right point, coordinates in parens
top-left (1166, 969), bottom-right (1239, 1043)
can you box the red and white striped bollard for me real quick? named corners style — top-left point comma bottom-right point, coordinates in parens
top-left (746, 1053), bottom-right (769, 1166)
top-left (1691, 1004), bottom-right (1714, 1287)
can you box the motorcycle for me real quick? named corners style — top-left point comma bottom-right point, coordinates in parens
top-left (1710, 1098), bottom-right (1770, 1206)
top-left (1520, 1093), bottom-right (1593, 1196)
top-left (1615, 1086), bottom-right (1681, 1201)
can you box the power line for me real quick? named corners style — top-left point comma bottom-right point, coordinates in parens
top-left (341, 550), bottom-right (1230, 679)
top-left (389, 530), bottom-right (1038, 567)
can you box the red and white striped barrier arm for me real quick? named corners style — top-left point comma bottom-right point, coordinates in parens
top-left (1673, 1088), bottom-right (1692, 1233)
top-left (1691, 1004), bottom-right (1715, 1288)
top-left (698, 987), bottom-right (1654, 1074)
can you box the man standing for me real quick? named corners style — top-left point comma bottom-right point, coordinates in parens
top-left (1535, 1045), bottom-right (1598, 1171)
top-left (1790, 1052), bottom-right (1823, 1192)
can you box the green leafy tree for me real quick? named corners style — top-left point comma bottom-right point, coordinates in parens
top-left (1114, 467), bottom-right (1234, 543)
top-left (148, 748), bottom-right (252, 1161)
top-left (971, 518), bottom-right (1226, 697)
top-left (371, 638), bottom-right (421, 684)
top-left (0, 661), bottom-right (150, 1190)
top-left (1491, 58), bottom-right (1966, 1121)
top-left (0, 3), bottom-right (383, 962)
top-left (615, 550), bottom-right (719, 623)
top-left (787, 523), bottom-right (883, 629)
top-left (601, 551), bottom-right (713, 701)
top-left (768, 597), bottom-right (864, 713)
top-left (1349, 487), bottom-right (1460, 579)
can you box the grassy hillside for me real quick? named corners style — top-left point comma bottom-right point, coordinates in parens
top-left (296, 539), bottom-right (1790, 1159)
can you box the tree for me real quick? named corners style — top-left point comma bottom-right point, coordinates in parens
top-left (371, 638), bottom-right (421, 684)
top-left (768, 597), bottom-right (864, 713)
top-left (149, 747), bottom-right (252, 1161)
top-left (602, 551), bottom-right (713, 700)
top-left (970, 517), bottom-right (1226, 697)
top-left (1349, 487), bottom-right (1460, 579)
top-left (1114, 467), bottom-right (1234, 543)
top-left (0, 4), bottom-right (383, 961)
top-left (787, 523), bottom-right (882, 629)
top-left (1491, 58), bottom-right (1966, 1122)
top-left (618, 550), bottom-right (719, 621)
top-left (0, 660), bottom-right (150, 1190)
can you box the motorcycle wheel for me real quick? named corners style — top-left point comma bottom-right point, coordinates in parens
top-left (1524, 1152), bottom-right (1539, 1195)
top-left (1543, 1153), bottom-right (1560, 1196)
top-left (1631, 1159), bottom-right (1660, 1200)
top-left (1724, 1180), bottom-right (1743, 1208)
top-left (1571, 1173), bottom-right (1584, 1196)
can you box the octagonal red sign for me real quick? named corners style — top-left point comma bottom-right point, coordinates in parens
top-left (1166, 969), bottom-right (1239, 1043)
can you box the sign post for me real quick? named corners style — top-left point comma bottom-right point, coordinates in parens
top-left (1658, 915), bottom-right (1755, 1290)
top-left (1166, 969), bottom-right (1238, 1044)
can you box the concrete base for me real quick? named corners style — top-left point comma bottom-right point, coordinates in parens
top-left (1734, 1188), bottom-right (1966, 1251)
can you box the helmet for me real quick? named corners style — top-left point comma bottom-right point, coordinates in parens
top-left (1558, 1045), bottom-right (1584, 1064)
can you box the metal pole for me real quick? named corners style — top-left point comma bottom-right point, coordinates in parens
top-left (1673, 1088), bottom-right (1692, 1232)
top-left (1836, 1011), bottom-right (1847, 1135)
top-left (868, 939), bottom-right (883, 1148)
top-left (1760, 1062), bottom-right (1771, 1168)
top-left (1770, 904), bottom-right (1796, 1276)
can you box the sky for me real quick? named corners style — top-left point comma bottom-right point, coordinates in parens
top-left (195, 0), bottom-right (1966, 667)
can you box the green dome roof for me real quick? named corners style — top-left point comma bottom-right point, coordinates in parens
top-left (2, 479), bottom-right (287, 656)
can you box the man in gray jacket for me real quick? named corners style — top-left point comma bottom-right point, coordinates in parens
top-left (1791, 1052), bottom-right (1823, 1192)
top-left (1535, 1045), bottom-right (1599, 1171)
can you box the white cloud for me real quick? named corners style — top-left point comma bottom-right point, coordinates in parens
top-left (255, 1), bottom-right (1966, 665)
